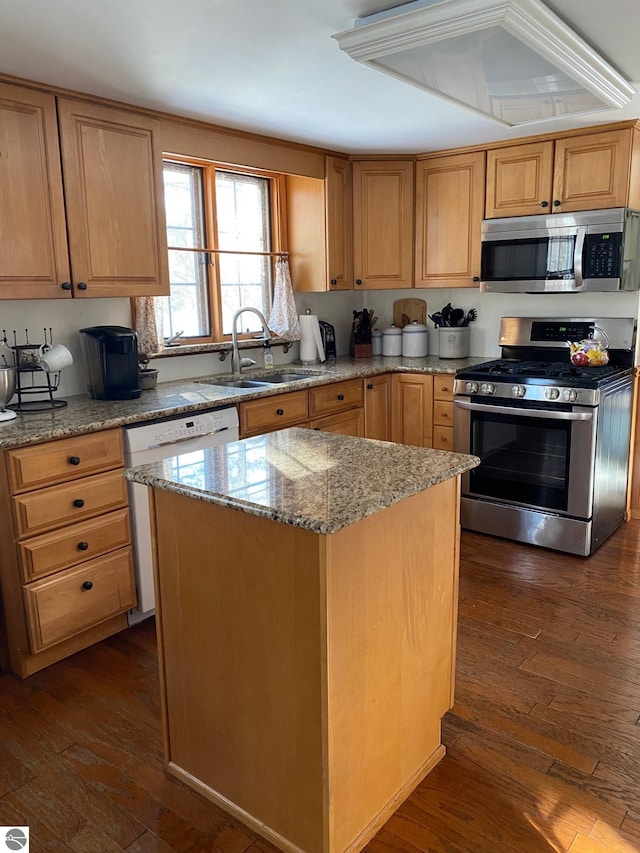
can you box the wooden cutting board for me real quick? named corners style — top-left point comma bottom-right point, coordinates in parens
top-left (393, 298), bottom-right (427, 328)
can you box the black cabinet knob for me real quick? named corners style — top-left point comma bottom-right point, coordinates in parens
top-left (313, 427), bottom-right (320, 430)
top-left (77, 281), bottom-right (88, 291)
top-left (472, 276), bottom-right (480, 282)
top-left (73, 498), bottom-right (85, 508)
top-left (367, 383), bottom-right (373, 390)
top-left (337, 394), bottom-right (344, 401)
top-left (330, 279), bottom-right (337, 286)
top-left (61, 281), bottom-right (72, 291)
top-left (68, 455), bottom-right (81, 466)
top-left (540, 200), bottom-right (549, 208)
top-left (276, 408), bottom-right (284, 416)
top-left (81, 580), bottom-right (93, 591)
top-left (355, 279), bottom-right (362, 286)
top-left (77, 541), bottom-right (89, 551)
top-left (553, 199), bottom-right (561, 207)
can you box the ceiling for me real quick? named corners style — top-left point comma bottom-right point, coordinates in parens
top-left (1, 0), bottom-right (640, 154)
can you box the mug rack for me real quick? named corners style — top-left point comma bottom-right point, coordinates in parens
top-left (8, 328), bottom-right (67, 413)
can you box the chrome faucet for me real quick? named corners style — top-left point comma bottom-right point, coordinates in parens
top-left (231, 307), bottom-right (271, 377)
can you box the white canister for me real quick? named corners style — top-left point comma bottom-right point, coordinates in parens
top-left (439, 326), bottom-right (470, 359)
top-left (371, 329), bottom-right (382, 356)
top-left (402, 321), bottom-right (428, 358)
top-left (381, 325), bottom-right (402, 356)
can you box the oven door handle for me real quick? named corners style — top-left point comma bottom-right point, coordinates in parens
top-left (453, 399), bottom-right (594, 421)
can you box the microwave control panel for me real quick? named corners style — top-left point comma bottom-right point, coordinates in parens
top-left (583, 232), bottom-right (622, 278)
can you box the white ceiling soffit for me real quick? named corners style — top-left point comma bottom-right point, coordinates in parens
top-left (333, 0), bottom-right (637, 126)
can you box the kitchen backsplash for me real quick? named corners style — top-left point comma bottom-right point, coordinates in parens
top-left (2, 288), bottom-right (640, 398)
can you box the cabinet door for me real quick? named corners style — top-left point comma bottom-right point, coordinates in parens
top-left (353, 160), bottom-right (414, 289)
top-left (57, 98), bottom-right (169, 297)
top-left (325, 156), bottom-right (353, 291)
top-left (308, 408), bottom-right (364, 437)
top-left (485, 141), bottom-right (554, 218)
top-left (0, 82), bottom-right (71, 299)
top-left (364, 375), bottom-right (391, 441)
top-left (415, 152), bottom-right (485, 288)
top-left (391, 374), bottom-right (433, 447)
top-left (553, 130), bottom-right (633, 213)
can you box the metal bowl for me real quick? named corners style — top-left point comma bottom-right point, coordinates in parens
top-left (0, 365), bottom-right (17, 410)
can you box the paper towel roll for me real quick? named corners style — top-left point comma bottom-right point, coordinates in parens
top-left (299, 314), bottom-right (325, 363)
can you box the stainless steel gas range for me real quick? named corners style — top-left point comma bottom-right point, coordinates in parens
top-left (453, 317), bottom-right (636, 556)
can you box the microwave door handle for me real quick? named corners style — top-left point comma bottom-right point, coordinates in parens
top-left (573, 226), bottom-right (587, 291)
top-left (453, 399), bottom-right (593, 421)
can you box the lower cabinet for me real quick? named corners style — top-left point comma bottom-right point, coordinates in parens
top-left (309, 408), bottom-right (365, 436)
top-left (364, 375), bottom-right (391, 441)
top-left (392, 374), bottom-right (434, 447)
top-left (432, 374), bottom-right (455, 450)
top-left (0, 428), bottom-right (136, 678)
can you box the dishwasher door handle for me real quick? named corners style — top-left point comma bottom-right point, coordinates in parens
top-left (152, 427), bottom-right (231, 449)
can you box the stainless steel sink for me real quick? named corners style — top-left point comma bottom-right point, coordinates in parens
top-left (258, 373), bottom-right (316, 383)
top-left (215, 379), bottom-right (271, 388)
top-left (197, 372), bottom-right (320, 389)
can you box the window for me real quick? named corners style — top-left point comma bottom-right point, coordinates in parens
top-left (162, 159), bottom-right (280, 343)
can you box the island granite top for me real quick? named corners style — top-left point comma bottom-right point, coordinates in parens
top-left (124, 427), bottom-right (480, 535)
top-left (0, 354), bottom-right (487, 449)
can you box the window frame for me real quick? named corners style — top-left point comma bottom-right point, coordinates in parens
top-left (162, 155), bottom-right (286, 346)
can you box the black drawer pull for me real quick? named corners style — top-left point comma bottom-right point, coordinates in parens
top-left (330, 278), bottom-right (337, 285)
top-left (61, 281), bottom-right (72, 291)
top-left (77, 281), bottom-right (88, 291)
top-left (81, 580), bottom-right (93, 591)
top-left (313, 427), bottom-right (320, 430)
top-left (367, 383), bottom-right (374, 390)
top-left (68, 455), bottom-right (81, 465)
top-left (276, 408), bottom-right (284, 416)
top-left (553, 199), bottom-right (561, 207)
top-left (337, 394), bottom-right (344, 401)
top-left (73, 498), bottom-right (85, 508)
top-left (77, 541), bottom-right (89, 551)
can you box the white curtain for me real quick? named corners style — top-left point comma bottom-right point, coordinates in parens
top-left (135, 297), bottom-right (164, 356)
top-left (268, 257), bottom-right (301, 341)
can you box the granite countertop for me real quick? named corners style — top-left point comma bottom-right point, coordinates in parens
top-left (124, 428), bottom-right (480, 534)
top-left (0, 354), bottom-right (488, 449)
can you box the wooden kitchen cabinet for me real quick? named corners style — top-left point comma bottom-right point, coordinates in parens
top-left (239, 390), bottom-right (309, 437)
top-left (286, 155), bottom-right (353, 292)
top-left (308, 378), bottom-right (363, 418)
top-left (308, 407), bottom-right (365, 436)
top-left (0, 428), bottom-right (135, 677)
top-left (392, 373), bottom-right (434, 448)
top-left (0, 82), bottom-right (71, 299)
top-left (486, 127), bottom-right (640, 217)
top-left (432, 373), bottom-right (455, 451)
top-left (0, 81), bottom-right (169, 299)
top-left (364, 374), bottom-right (391, 441)
top-left (353, 160), bottom-right (415, 289)
top-left (415, 151), bottom-right (485, 288)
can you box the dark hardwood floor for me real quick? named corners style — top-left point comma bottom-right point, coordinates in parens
top-left (2, 522), bottom-right (640, 852)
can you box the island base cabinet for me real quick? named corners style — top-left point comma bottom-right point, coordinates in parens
top-left (151, 478), bottom-right (461, 853)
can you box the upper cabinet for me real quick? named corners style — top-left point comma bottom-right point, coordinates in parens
top-left (415, 151), bottom-right (485, 289)
top-left (287, 155), bottom-right (353, 292)
top-left (353, 160), bottom-right (414, 289)
top-left (486, 127), bottom-right (640, 218)
top-left (0, 83), bottom-right (169, 300)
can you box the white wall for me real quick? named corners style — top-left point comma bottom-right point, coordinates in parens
top-left (2, 287), bottom-right (639, 400)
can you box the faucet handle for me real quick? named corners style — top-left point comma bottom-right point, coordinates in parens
top-left (240, 357), bottom-right (256, 370)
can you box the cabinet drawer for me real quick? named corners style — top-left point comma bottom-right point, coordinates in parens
top-left (433, 374), bottom-right (454, 400)
top-left (8, 430), bottom-right (124, 494)
top-left (24, 547), bottom-right (136, 653)
top-left (239, 391), bottom-right (308, 437)
top-left (433, 426), bottom-right (454, 451)
top-left (12, 469), bottom-right (128, 539)
top-left (309, 379), bottom-right (363, 417)
top-left (308, 408), bottom-right (365, 437)
top-left (18, 508), bottom-right (131, 582)
top-left (434, 400), bottom-right (454, 427)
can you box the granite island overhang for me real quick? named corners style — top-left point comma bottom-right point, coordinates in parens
top-left (125, 428), bottom-right (479, 853)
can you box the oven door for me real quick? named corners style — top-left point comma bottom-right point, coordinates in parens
top-left (453, 398), bottom-right (596, 519)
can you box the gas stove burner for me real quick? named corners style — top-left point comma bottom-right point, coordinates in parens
top-left (470, 358), bottom-right (628, 384)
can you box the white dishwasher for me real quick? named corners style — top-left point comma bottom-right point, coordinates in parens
top-left (123, 406), bottom-right (239, 624)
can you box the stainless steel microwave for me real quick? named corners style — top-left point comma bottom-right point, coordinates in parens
top-left (480, 207), bottom-right (640, 293)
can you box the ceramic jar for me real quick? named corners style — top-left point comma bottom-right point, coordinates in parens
top-left (439, 326), bottom-right (470, 359)
top-left (371, 329), bottom-right (382, 356)
top-left (381, 325), bottom-right (402, 356)
top-left (402, 321), bottom-right (428, 358)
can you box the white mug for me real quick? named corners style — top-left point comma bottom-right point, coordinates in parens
top-left (39, 343), bottom-right (73, 373)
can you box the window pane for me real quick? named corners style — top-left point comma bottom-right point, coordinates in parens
top-left (216, 171), bottom-right (273, 335)
top-left (163, 164), bottom-right (210, 338)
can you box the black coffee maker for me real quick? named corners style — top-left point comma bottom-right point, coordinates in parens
top-left (79, 326), bottom-right (141, 400)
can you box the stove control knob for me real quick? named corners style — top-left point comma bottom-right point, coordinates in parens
top-left (480, 383), bottom-right (496, 396)
top-left (544, 387), bottom-right (560, 400)
top-left (511, 384), bottom-right (526, 398)
top-left (563, 389), bottom-right (578, 403)
top-left (465, 381), bottom-right (478, 394)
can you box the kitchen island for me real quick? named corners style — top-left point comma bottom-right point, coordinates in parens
top-left (125, 428), bottom-right (479, 853)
